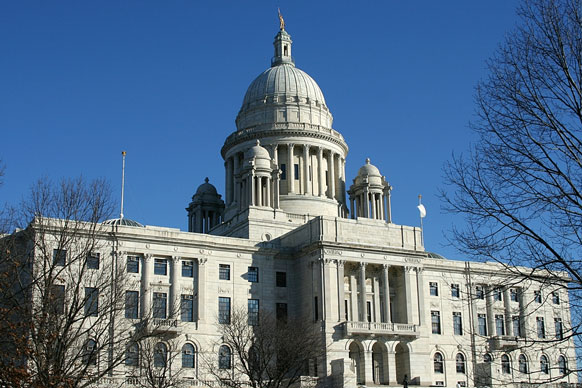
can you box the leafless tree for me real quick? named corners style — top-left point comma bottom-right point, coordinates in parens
top-left (0, 176), bottom-right (142, 387)
top-left (204, 307), bottom-right (323, 388)
top-left (130, 336), bottom-right (185, 388)
top-left (442, 0), bottom-right (582, 379)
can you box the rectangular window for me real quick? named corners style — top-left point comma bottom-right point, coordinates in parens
top-left (219, 264), bottom-right (230, 280)
top-left (53, 249), bottom-right (66, 266)
top-left (512, 316), bottom-right (521, 337)
top-left (344, 299), bottom-right (349, 321)
top-left (87, 253), bottom-right (100, 269)
top-left (154, 258), bottom-right (167, 276)
top-left (182, 260), bottom-right (194, 277)
top-left (127, 256), bottom-right (139, 273)
top-left (475, 285), bottom-right (484, 300)
top-left (510, 288), bottom-right (518, 302)
top-left (218, 297), bottom-right (231, 324)
top-left (276, 302), bottom-right (288, 323)
top-left (314, 296), bottom-right (319, 320)
top-left (153, 292), bottom-right (167, 319)
top-left (495, 314), bottom-right (505, 336)
top-left (280, 164), bottom-right (287, 180)
top-left (181, 295), bottom-right (194, 322)
top-left (429, 282), bottom-right (439, 296)
top-left (453, 312), bottom-right (463, 335)
top-left (431, 311), bottom-right (441, 334)
top-left (552, 291), bottom-right (560, 305)
top-left (248, 267), bottom-right (259, 283)
top-left (248, 299), bottom-right (259, 325)
top-left (125, 291), bottom-right (139, 319)
top-left (534, 290), bottom-right (542, 303)
top-left (493, 288), bottom-right (503, 301)
top-left (478, 314), bottom-right (487, 336)
top-left (554, 318), bottom-right (563, 340)
top-left (276, 271), bottom-right (287, 287)
top-left (294, 164), bottom-right (299, 180)
top-left (451, 284), bottom-right (460, 298)
top-left (366, 301), bottom-right (372, 323)
top-left (85, 287), bottom-right (99, 317)
top-left (50, 284), bottom-right (65, 315)
top-left (537, 317), bottom-right (545, 338)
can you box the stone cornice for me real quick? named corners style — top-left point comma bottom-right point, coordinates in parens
top-left (221, 124), bottom-right (349, 158)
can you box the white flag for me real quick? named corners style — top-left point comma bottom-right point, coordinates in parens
top-left (417, 204), bottom-right (426, 218)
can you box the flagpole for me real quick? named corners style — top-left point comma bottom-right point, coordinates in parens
top-left (418, 194), bottom-right (424, 247)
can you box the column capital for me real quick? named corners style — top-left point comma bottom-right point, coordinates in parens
top-left (382, 263), bottom-right (390, 270)
top-left (171, 256), bottom-right (181, 262)
top-left (317, 147), bottom-right (324, 155)
top-left (197, 257), bottom-right (208, 266)
top-left (336, 259), bottom-right (345, 268)
top-left (144, 254), bottom-right (153, 262)
top-left (288, 143), bottom-right (295, 148)
top-left (404, 265), bottom-right (416, 273)
top-left (116, 250), bottom-right (127, 257)
top-left (359, 261), bottom-right (366, 269)
top-left (415, 267), bottom-right (425, 274)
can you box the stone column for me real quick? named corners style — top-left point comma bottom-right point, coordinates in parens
top-left (273, 173), bottom-right (280, 209)
top-left (225, 159), bottom-right (231, 205)
top-left (287, 144), bottom-right (295, 193)
top-left (416, 268), bottom-right (426, 325)
top-left (197, 258), bottom-right (207, 322)
top-left (323, 259), bottom-right (333, 320)
top-left (503, 288), bottom-right (513, 336)
top-left (485, 285), bottom-right (495, 336)
top-left (350, 197), bottom-right (355, 219)
top-left (382, 264), bottom-right (391, 323)
top-left (249, 174), bottom-right (255, 206)
top-left (141, 254), bottom-right (152, 318)
top-left (363, 348), bottom-right (373, 385)
top-left (170, 256), bottom-right (180, 319)
top-left (233, 156), bottom-right (240, 204)
top-left (317, 147), bottom-right (324, 197)
top-left (387, 350), bottom-right (397, 385)
top-left (364, 189), bottom-right (370, 218)
top-left (404, 266), bottom-right (418, 324)
top-left (350, 274), bottom-right (358, 321)
top-left (265, 177), bottom-right (271, 208)
top-left (359, 262), bottom-right (367, 322)
top-left (303, 145), bottom-right (311, 195)
top-left (337, 260), bottom-right (345, 321)
top-left (371, 193), bottom-right (377, 219)
top-left (373, 276), bottom-right (381, 323)
top-left (329, 152), bottom-right (336, 199)
top-left (341, 157), bottom-right (347, 204)
top-left (256, 176), bottom-right (262, 206)
top-left (386, 189), bottom-right (392, 223)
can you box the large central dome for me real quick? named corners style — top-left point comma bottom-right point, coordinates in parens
top-left (235, 29), bottom-right (333, 132)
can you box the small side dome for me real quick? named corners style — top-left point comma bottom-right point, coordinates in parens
top-left (192, 178), bottom-right (223, 204)
top-left (195, 177), bottom-right (219, 196)
top-left (244, 140), bottom-right (271, 160)
top-left (103, 217), bottom-right (144, 227)
top-left (356, 158), bottom-right (383, 186)
top-left (358, 158), bottom-right (382, 177)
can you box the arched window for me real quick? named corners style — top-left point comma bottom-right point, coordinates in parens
top-left (484, 353), bottom-right (492, 363)
top-left (456, 353), bottom-right (466, 374)
top-left (125, 342), bottom-right (139, 366)
top-left (154, 342), bottom-right (168, 368)
top-left (540, 355), bottom-right (549, 374)
top-left (501, 354), bottom-right (511, 374)
top-left (518, 354), bottom-right (528, 373)
top-left (433, 352), bottom-right (444, 373)
top-left (82, 339), bottom-right (97, 366)
top-left (219, 345), bottom-right (232, 369)
top-left (182, 343), bottom-right (195, 369)
top-left (558, 356), bottom-right (567, 375)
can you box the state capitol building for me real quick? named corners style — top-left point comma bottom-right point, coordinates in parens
top-left (14, 21), bottom-right (578, 388)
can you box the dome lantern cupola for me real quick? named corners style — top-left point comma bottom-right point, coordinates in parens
top-left (272, 28), bottom-right (294, 67)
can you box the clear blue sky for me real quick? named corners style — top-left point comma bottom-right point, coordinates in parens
top-left (0, 1), bottom-right (520, 261)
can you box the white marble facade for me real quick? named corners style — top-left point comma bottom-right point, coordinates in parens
top-left (37, 24), bottom-right (579, 387)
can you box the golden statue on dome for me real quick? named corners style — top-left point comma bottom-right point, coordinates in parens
top-left (278, 8), bottom-right (285, 30)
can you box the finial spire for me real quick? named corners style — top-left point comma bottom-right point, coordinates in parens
top-left (120, 151), bottom-right (126, 219)
top-left (278, 8), bottom-right (285, 30)
top-left (205, 177), bottom-right (209, 183)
